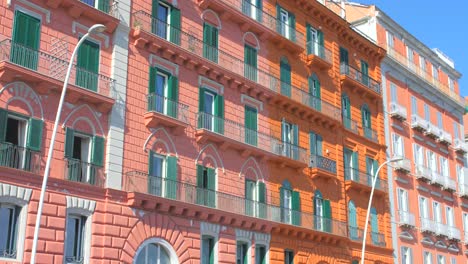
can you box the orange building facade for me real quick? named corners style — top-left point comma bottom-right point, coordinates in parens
top-left (0, 0), bottom-right (397, 263)
top-left (345, 3), bottom-right (467, 264)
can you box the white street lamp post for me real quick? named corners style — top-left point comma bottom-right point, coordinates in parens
top-left (360, 157), bottom-right (403, 264)
top-left (30, 24), bottom-right (106, 264)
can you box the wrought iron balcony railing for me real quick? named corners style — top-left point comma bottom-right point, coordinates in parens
top-left (340, 63), bottom-right (381, 94)
top-left (309, 154), bottom-right (337, 174)
top-left (306, 40), bottom-right (332, 64)
top-left (363, 126), bottom-right (378, 143)
top-left (147, 93), bottom-right (190, 124)
top-left (344, 168), bottom-right (388, 192)
top-left (343, 116), bottom-right (359, 134)
top-left (398, 210), bottom-right (415, 226)
top-left (0, 142), bottom-right (42, 174)
top-left (65, 159), bottom-right (105, 187)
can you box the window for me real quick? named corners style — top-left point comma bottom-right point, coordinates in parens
top-left (0, 109), bottom-right (43, 172)
top-left (387, 32), bottom-right (394, 48)
top-left (11, 10), bottom-right (41, 70)
top-left (401, 246), bottom-right (412, 264)
top-left (370, 207), bottom-right (380, 245)
top-left (236, 242), bottom-right (248, 264)
top-left (280, 181), bottom-right (300, 225)
top-left (245, 179), bottom-right (266, 218)
top-left (64, 128), bottom-right (104, 185)
top-left (437, 112), bottom-right (443, 129)
top-left (135, 242), bottom-right (171, 264)
top-left (308, 74), bottom-right (321, 110)
top-left (148, 67), bottom-right (179, 118)
top-left (413, 143), bottom-right (424, 166)
top-left (64, 215), bottom-right (86, 263)
top-left (0, 204), bottom-right (20, 259)
top-left (280, 57), bottom-right (291, 97)
top-left (423, 251), bottom-right (432, 264)
top-left (457, 165), bottom-right (466, 186)
top-left (196, 165), bottom-right (216, 208)
top-left (419, 196), bottom-right (430, 220)
top-left (420, 56), bottom-right (426, 72)
top-left (306, 24), bottom-right (324, 57)
top-left (411, 96), bottom-right (417, 115)
top-left (339, 47), bottom-right (349, 70)
top-left (407, 46), bottom-right (414, 63)
top-left (276, 6), bottom-right (295, 40)
top-left (361, 105), bottom-right (372, 139)
top-left (151, 0), bottom-right (181, 44)
top-left (390, 82), bottom-right (397, 102)
top-left (242, 0), bottom-right (262, 21)
top-left (426, 150), bottom-right (437, 172)
top-left (448, 77), bottom-right (454, 92)
top-left (453, 122), bottom-right (459, 140)
top-left (313, 190), bottom-right (331, 232)
top-left (201, 236), bottom-right (215, 264)
top-left (437, 255), bottom-right (445, 264)
top-left (424, 103), bottom-right (430, 122)
top-left (439, 157), bottom-right (449, 178)
top-left (366, 157), bottom-right (379, 187)
top-left (463, 212), bottom-right (468, 233)
top-left (348, 200), bottom-right (358, 240)
top-left (198, 88), bottom-right (224, 134)
top-left (341, 94), bottom-right (351, 128)
top-left (397, 188), bottom-right (409, 213)
top-left (446, 206), bottom-right (454, 227)
top-left (76, 39), bottom-right (100, 91)
top-left (255, 245), bottom-right (266, 264)
top-left (284, 250), bottom-right (294, 264)
top-left (281, 119), bottom-right (298, 160)
top-left (392, 133), bottom-right (404, 157)
top-left (244, 45), bottom-right (258, 82)
top-left (432, 65), bottom-right (439, 81)
top-left (450, 257), bottom-right (456, 264)
top-left (344, 148), bottom-right (358, 181)
top-left (433, 201), bottom-right (442, 224)
top-left (244, 106), bottom-right (258, 146)
top-left (203, 23), bottom-right (218, 63)
top-left (148, 152), bottom-right (177, 199)
top-left (309, 132), bottom-right (323, 156)
top-left (361, 60), bottom-right (369, 86)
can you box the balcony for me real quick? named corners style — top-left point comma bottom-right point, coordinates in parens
top-left (411, 115), bottom-right (430, 132)
top-left (124, 171), bottom-right (348, 237)
top-left (424, 123), bottom-right (440, 139)
top-left (64, 159), bottom-right (105, 187)
top-left (442, 176), bottom-right (457, 192)
top-left (420, 218), bottom-right (436, 233)
top-left (343, 117), bottom-right (359, 134)
top-left (309, 154), bottom-right (337, 180)
top-left (195, 112), bottom-right (308, 168)
top-left (363, 127), bottom-right (378, 143)
top-left (305, 40), bottom-right (333, 71)
top-left (465, 232), bottom-right (468, 245)
top-left (389, 102), bottom-right (407, 121)
top-left (384, 45), bottom-right (464, 107)
top-left (344, 168), bottom-right (388, 195)
top-left (340, 64), bottom-right (381, 98)
top-left (348, 227), bottom-right (386, 247)
top-left (371, 232), bottom-right (386, 247)
top-left (436, 129), bottom-right (452, 145)
top-left (435, 222), bottom-right (449, 237)
top-left (454, 139), bottom-right (468, 154)
top-left (196, 0), bottom-right (305, 53)
top-left (398, 210), bottom-right (415, 227)
top-left (132, 11), bottom-right (339, 127)
top-left (42, 0), bottom-right (120, 33)
top-left (0, 142), bottom-right (42, 174)
top-left (459, 184), bottom-right (468, 198)
top-left (144, 93), bottom-right (189, 135)
top-left (431, 171), bottom-right (445, 187)
top-left (0, 40), bottom-right (115, 112)
top-left (393, 156), bottom-right (411, 173)
top-left (447, 226), bottom-right (461, 241)
top-left (414, 164), bottom-right (432, 181)
top-left (348, 226), bottom-right (364, 242)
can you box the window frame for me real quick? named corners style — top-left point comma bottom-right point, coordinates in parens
top-left (64, 214), bottom-right (86, 264)
top-left (133, 237), bottom-right (178, 264)
top-left (0, 204), bottom-right (20, 261)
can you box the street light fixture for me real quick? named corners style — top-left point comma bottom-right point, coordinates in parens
top-left (30, 24), bottom-right (106, 264)
top-left (360, 157), bottom-right (403, 264)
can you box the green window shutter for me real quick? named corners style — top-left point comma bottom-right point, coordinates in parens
top-left (361, 60), bottom-right (369, 86)
top-left (0, 108), bottom-right (8, 142)
top-left (151, 0), bottom-right (159, 17)
top-left (207, 167), bottom-right (216, 207)
top-left (165, 156), bottom-right (177, 199)
top-left (323, 199), bottom-right (331, 232)
top-left (291, 190), bottom-right (300, 225)
top-left (209, 238), bottom-right (215, 264)
top-left (316, 135), bottom-right (323, 156)
top-left (64, 128), bottom-right (74, 158)
top-left (167, 75), bottom-right (178, 118)
top-left (245, 180), bottom-right (254, 216)
top-left (292, 124), bottom-right (299, 145)
top-left (198, 87), bottom-right (206, 112)
top-left (279, 186), bottom-right (285, 221)
top-left (309, 132), bottom-right (317, 155)
top-left (214, 95), bottom-right (224, 134)
top-left (256, 0), bottom-right (262, 22)
top-left (11, 11), bottom-right (40, 70)
top-left (288, 13), bottom-right (296, 41)
top-left (276, 5), bottom-right (281, 33)
top-left (281, 119), bottom-right (286, 142)
top-left (306, 23), bottom-right (311, 54)
top-left (148, 67), bottom-right (157, 94)
top-left (203, 23), bottom-right (218, 63)
top-left (196, 164), bottom-right (204, 205)
top-left (244, 45), bottom-right (257, 82)
top-left (339, 47), bottom-right (349, 64)
top-left (317, 31), bottom-right (324, 57)
top-left (98, 0), bottom-right (110, 13)
top-left (169, 7), bottom-right (181, 45)
top-left (352, 151), bottom-right (359, 180)
top-left (280, 60), bottom-right (291, 97)
top-left (12, 11), bottom-right (28, 45)
top-left (245, 180), bottom-right (254, 200)
top-left (91, 136), bottom-right (104, 166)
top-left (245, 106), bottom-right (257, 146)
top-left (76, 40), bottom-right (100, 91)
top-left (148, 150), bottom-right (155, 175)
top-left (27, 118), bottom-right (43, 151)
top-left (258, 181), bottom-right (266, 218)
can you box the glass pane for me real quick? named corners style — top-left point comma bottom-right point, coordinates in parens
top-left (146, 243), bottom-right (158, 264)
top-left (154, 74), bottom-right (166, 113)
top-left (0, 207), bottom-right (12, 255)
top-left (156, 4), bottom-right (169, 38)
top-left (204, 93), bottom-right (214, 115)
top-left (160, 246), bottom-right (170, 264)
top-left (65, 217), bottom-right (78, 258)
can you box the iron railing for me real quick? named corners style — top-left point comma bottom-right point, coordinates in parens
top-left (363, 126), bottom-right (378, 143)
top-left (443, 176), bottom-right (456, 191)
top-left (0, 40), bottom-right (115, 97)
top-left (414, 164), bottom-right (432, 181)
top-left (124, 171), bottom-right (348, 236)
top-left (306, 40), bottom-right (332, 64)
top-left (0, 249), bottom-right (16, 259)
top-left (309, 154), bottom-right (337, 174)
top-left (65, 159), bottom-right (105, 187)
top-left (340, 63), bottom-right (381, 94)
top-left (79, 0), bottom-right (119, 17)
top-left (459, 184), bottom-right (468, 197)
top-left (371, 232), bottom-right (386, 247)
top-left (147, 93), bottom-right (189, 124)
top-left (447, 226), bottom-right (461, 241)
top-left (343, 116), bottom-right (359, 134)
top-left (348, 226), bottom-right (363, 241)
top-left (344, 168), bottom-right (388, 192)
top-left (300, 92), bottom-right (341, 121)
top-left (420, 217), bottom-right (435, 233)
top-left (0, 142), bottom-right (42, 174)
top-left (389, 102), bottom-right (407, 120)
top-left (398, 210), bottom-right (415, 226)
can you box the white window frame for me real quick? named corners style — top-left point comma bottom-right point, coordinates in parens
top-left (420, 56), bottom-right (426, 72)
top-left (133, 238), bottom-right (178, 264)
top-left (401, 246), bottom-right (412, 264)
top-left (462, 212), bottom-right (468, 233)
top-left (156, 1), bottom-right (172, 40)
top-left (446, 206), bottom-right (454, 227)
top-left (432, 65), bottom-right (439, 81)
top-left (419, 195), bottom-right (429, 219)
top-left (433, 201), bottom-right (442, 223)
top-left (397, 188), bottom-right (409, 212)
top-left (386, 31), bottom-right (394, 48)
top-left (279, 9), bottom-right (290, 39)
top-left (437, 255), bottom-right (445, 264)
top-left (426, 150), bottom-right (437, 172)
top-left (282, 188), bottom-right (292, 224)
top-left (392, 133), bottom-right (404, 157)
top-left (439, 156), bottom-right (449, 178)
top-left (448, 77), bottom-right (454, 92)
top-left (423, 251), bottom-right (432, 264)
top-left (411, 96), bottom-right (417, 115)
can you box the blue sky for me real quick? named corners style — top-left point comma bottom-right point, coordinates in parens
top-left (356, 0), bottom-right (468, 97)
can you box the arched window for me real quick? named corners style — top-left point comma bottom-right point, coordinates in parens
top-left (280, 180), bottom-right (300, 225)
top-left (313, 190), bottom-right (331, 232)
top-left (341, 94), bottom-right (351, 128)
top-left (280, 57), bottom-right (291, 97)
top-left (134, 238), bottom-right (177, 264)
top-left (308, 73), bottom-right (321, 110)
top-left (348, 200), bottom-right (358, 240)
top-left (361, 104), bottom-right (371, 129)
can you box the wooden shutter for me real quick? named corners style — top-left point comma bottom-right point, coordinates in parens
top-left (309, 132), bottom-right (317, 155)
top-left (257, 181), bottom-right (266, 218)
top-left (167, 75), bottom-right (178, 118)
top-left (339, 47), bottom-right (348, 65)
top-left (291, 190), bottom-right (300, 225)
top-left (148, 67), bottom-right (157, 94)
top-left (209, 238), bottom-right (214, 264)
top-left (196, 164), bottom-right (204, 205)
top-left (207, 167), bottom-right (216, 207)
top-left (306, 23), bottom-right (311, 54)
top-left (98, 0), bottom-right (110, 13)
top-left (288, 12), bottom-right (296, 41)
top-left (316, 135), bottom-right (323, 156)
top-left (214, 95), bottom-right (224, 134)
top-left (148, 150), bottom-right (155, 175)
top-left (165, 156), bottom-right (177, 199)
top-left (27, 118), bottom-right (43, 151)
top-left (170, 7), bottom-right (181, 45)
top-left (91, 136), bottom-right (104, 166)
top-left (256, 0), bottom-right (262, 22)
top-left (0, 108), bottom-right (8, 142)
top-left (370, 207), bottom-right (378, 232)
top-left (276, 5), bottom-right (281, 33)
top-left (64, 128), bottom-right (75, 158)
top-left (76, 40), bottom-right (100, 91)
top-left (323, 199), bottom-right (331, 232)
top-left (280, 60), bottom-right (291, 97)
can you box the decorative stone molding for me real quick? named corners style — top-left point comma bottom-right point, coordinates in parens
top-left (0, 182), bottom-right (32, 205)
top-left (150, 55), bottom-right (179, 77)
top-left (66, 196), bottom-right (96, 216)
top-left (241, 94), bottom-right (263, 111)
top-left (200, 221), bottom-right (220, 237)
top-left (254, 232), bottom-right (271, 246)
top-left (199, 76), bottom-right (224, 95)
top-left (235, 229), bottom-right (252, 242)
